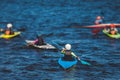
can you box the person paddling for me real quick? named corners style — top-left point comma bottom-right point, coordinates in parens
top-left (32, 35), bottom-right (46, 46)
top-left (92, 16), bottom-right (104, 35)
top-left (61, 44), bottom-right (80, 61)
top-left (104, 23), bottom-right (118, 35)
top-left (4, 23), bottom-right (14, 35)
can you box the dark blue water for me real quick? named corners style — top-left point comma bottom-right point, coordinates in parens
top-left (0, 0), bottom-right (120, 80)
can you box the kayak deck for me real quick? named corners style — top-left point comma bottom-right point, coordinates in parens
top-left (103, 30), bottom-right (120, 39)
top-left (0, 32), bottom-right (21, 39)
top-left (84, 23), bottom-right (120, 28)
top-left (58, 57), bottom-right (77, 69)
top-left (25, 40), bottom-right (56, 49)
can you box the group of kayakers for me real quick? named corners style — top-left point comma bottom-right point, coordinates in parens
top-left (3, 16), bottom-right (118, 37)
top-left (62, 16), bottom-right (119, 61)
top-left (1, 16), bottom-right (119, 62)
top-left (94, 16), bottom-right (118, 35)
top-left (1, 23), bottom-right (45, 46)
top-left (0, 23), bottom-right (80, 62)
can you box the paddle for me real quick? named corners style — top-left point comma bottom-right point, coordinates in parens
top-left (72, 53), bottom-right (91, 66)
top-left (52, 41), bottom-right (91, 66)
top-left (0, 28), bottom-right (4, 32)
top-left (77, 58), bottom-right (91, 66)
top-left (0, 27), bottom-right (26, 32)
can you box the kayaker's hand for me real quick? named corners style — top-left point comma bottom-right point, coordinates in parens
top-left (76, 56), bottom-right (80, 61)
top-left (62, 48), bottom-right (66, 51)
top-left (61, 48), bottom-right (66, 53)
top-left (0, 29), bottom-right (4, 32)
top-left (62, 48), bottom-right (65, 50)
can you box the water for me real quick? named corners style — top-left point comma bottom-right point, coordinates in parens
top-left (0, 0), bottom-right (120, 80)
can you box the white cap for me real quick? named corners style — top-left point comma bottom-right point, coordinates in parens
top-left (7, 23), bottom-right (12, 28)
top-left (65, 44), bottom-right (71, 50)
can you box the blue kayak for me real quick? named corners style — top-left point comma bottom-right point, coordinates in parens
top-left (58, 57), bottom-right (77, 69)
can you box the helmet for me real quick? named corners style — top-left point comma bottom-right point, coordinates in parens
top-left (65, 44), bottom-right (71, 50)
top-left (96, 16), bottom-right (101, 20)
top-left (7, 23), bottom-right (12, 28)
top-left (110, 23), bottom-right (115, 28)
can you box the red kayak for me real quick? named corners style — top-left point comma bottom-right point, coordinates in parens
top-left (83, 23), bottom-right (120, 28)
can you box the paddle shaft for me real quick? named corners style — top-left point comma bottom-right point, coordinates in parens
top-left (0, 27), bottom-right (25, 32)
top-left (0, 28), bottom-right (4, 32)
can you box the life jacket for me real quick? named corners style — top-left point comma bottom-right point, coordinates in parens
top-left (110, 28), bottom-right (116, 35)
top-left (5, 29), bottom-right (11, 35)
top-left (64, 50), bottom-right (71, 55)
top-left (111, 31), bottom-right (116, 35)
top-left (63, 50), bottom-right (74, 61)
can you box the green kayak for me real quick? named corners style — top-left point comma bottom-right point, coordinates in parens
top-left (103, 30), bottom-right (120, 39)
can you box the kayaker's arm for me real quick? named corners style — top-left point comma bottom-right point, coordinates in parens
top-left (32, 39), bottom-right (38, 44)
top-left (104, 27), bottom-right (109, 33)
top-left (27, 39), bottom-right (38, 46)
top-left (71, 52), bottom-right (77, 57)
top-left (71, 52), bottom-right (80, 60)
top-left (61, 48), bottom-right (66, 54)
top-left (115, 28), bottom-right (118, 33)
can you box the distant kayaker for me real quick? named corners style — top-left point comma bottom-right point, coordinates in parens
top-left (104, 23), bottom-right (118, 35)
top-left (92, 16), bottom-right (104, 35)
top-left (61, 44), bottom-right (80, 61)
top-left (33, 35), bottom-right (46, 46)
top-left (5, 23), bottom-right (14, 35)
top-left (95, 16), bottom-right (103, 25)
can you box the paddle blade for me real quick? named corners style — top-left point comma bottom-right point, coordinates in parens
top-left (0, 28), bottom-right (4, 32)
top-left (80, 60), bottom-right (91, 66)
top-left (92, 29), bottom-right (101, 35)
top-left (17, 28), bottom-right (26, 31)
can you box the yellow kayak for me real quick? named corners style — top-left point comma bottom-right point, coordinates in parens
top-left (0, 32), bottom-right (21, 39)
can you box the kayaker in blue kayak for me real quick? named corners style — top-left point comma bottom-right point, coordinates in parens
top-left (104, 23), bottom-right (118, 35)
top-left (33, 35), bottom-right (46, 46)
top-left (4, 23), bottom-right (14, 35)
top-left (61, 44), bottom-right (80, 61)
top-left (92, 16), bottom-right (104, 35)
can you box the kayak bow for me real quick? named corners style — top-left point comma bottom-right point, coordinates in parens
top-left (58, 57), bottom-right (77, 69)
top-left (0, 32), bottom-right (21, 39)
